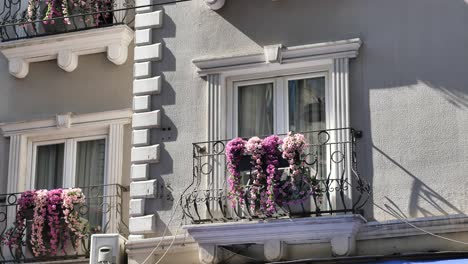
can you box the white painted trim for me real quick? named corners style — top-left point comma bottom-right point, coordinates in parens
top-left (184, 215), bottom-right (365, 262)
top-left (0, 25), bottom-right (134, 78)
top-left (204, 0), bottom-right (226, 10)
top-left (193, 38), bottom-right (361, 76)
top-left (202, 39), bottom-right (359, 225)
top-left (0, 109), bottom-right (132, 137)
top-left (1, 109), bottom-right (131, 193)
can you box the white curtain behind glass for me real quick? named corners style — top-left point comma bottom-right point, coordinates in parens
top-left (75, 139), bottom-right (106, 231)
top-left (238, 83), bottom-right (274, 138)
top-left (288, 77), bottom-right (326, 132)
top-left (35, 144), bottom-right (65, 190)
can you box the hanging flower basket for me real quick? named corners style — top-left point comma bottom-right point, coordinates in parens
top-left (1, 188), bottom-right (87, 258)
top-left (226, 132), bottom-right (322, 217)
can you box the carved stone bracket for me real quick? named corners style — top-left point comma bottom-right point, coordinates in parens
top-left (204, 0), bottom-right (225, 10)
top-left (184, 215), bottom-right (366, 263)
top-left (56, 113), bottom-right (73, 128)
top-left (0, 25), bottom-right (133, 78)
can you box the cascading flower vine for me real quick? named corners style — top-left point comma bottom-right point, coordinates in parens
top-left (2, 190), bottom-right (36, 251)
top-left (225, 137), bottom-right (246, 206)
top-left (62, 188), bottom-right (86, 252)
top-left (47, 189), bottom-right (63, 256)
top-left (31, 190), bottom-right (48, 257)
top-left (225, 132), bottom-right (322, 216)
top-left (261, 135), bottom-right (283, 215)
top-left (1, 188), bottom-right (87, 257)
top-left (281, 132), bottom-right (314, 204)
top-left (245, 137), bottom-right (267, 214)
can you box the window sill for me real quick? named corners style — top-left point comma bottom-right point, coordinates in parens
top-left (183, 215), bottom-right (365, 263)
top-left (0, 25), bottom-right (134, 78)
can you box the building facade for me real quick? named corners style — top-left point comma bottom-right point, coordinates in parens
top-left (0, 0), bottom-right (468, 263)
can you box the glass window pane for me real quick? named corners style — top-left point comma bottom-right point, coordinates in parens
top-left (75, 139), bottom-right (106, 230)
top-left (75, 139), bottom-right (106, 187)
top-left (238, 82), bottom-right (274, 137)
top-left (35, 143), bottom-right (64, 190)
top-left (288, 77), bottom-right (326, 132)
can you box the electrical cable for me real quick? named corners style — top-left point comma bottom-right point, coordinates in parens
top-left (140, 197), bottom-right (183, 264)
top-left (153, 219), bottom-right (185, 264)
top-left (372, 200), bottom-right (468, 246)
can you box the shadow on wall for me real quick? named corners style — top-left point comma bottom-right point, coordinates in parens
top-left (373, 145), bottom-right (464, 219)
top-left (212, 0), bottom-right (468, 220)
top-left (145, 5), bottom-right (179, 233)
top-left (216, 0), bottom-right (468, 107)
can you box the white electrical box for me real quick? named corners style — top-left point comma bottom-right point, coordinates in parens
top-left (89, 234), bottom-right (126, 264)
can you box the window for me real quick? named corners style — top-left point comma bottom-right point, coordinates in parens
top-left (194, 39), bottom-right (361, 215)
top-left (233, 73), bottom-right (327, 138)
top-left (1, 109), bottom-right (131, 232)
top-left (32, 136), bottom-right (107, 228)
top-left (32, 136), bottom-right (106, 190)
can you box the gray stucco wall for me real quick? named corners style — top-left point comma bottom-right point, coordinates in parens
top-left (148, 0), bottom-right (468, 232)
top-left (0, 46), bottom-right (134, 194)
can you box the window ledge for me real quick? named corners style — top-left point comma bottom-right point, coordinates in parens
top-left (184, 215), bottom-right (366, 263)
top-left (0, 25), bottom-right (134, 78)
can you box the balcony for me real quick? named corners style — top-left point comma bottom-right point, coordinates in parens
top-left (0, 184), bottom-right (128, 263)
top-left (182, 128), bottom-right (371, 262)
top-left (0, 0), bottom-right (135, 77)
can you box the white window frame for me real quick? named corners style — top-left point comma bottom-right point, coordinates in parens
top-left (194, 38), bottom-right (361, 212)
top-left (231, 72), bottom-right (328, 137)
top-left (0, 109), bottom-right (131, 231)
top-left (28, 134), bottom-right (108, 190)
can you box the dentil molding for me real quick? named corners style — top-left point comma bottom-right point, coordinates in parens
top-left (0, 25), bottom-right (134, 78)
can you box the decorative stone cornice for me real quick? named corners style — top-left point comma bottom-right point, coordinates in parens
top-left (0, 109), bottom-right (132, 137)
top-left (193, 38), bottom-right (361, 76)
top-left (204, 0), bottom-right (226, 10)
top-left (184, 215), bottom-right (366, 263)
top-left (0, 25), bottom-right (134, 78)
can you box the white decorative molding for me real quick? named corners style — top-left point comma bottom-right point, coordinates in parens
top-left (129, 214), bottom-right (157, 234)
top-left (135, 10), bottom-right (163, 29)
top-left (133, 76), bottom-right (162, 95)
top-left (131, 145), bottom-right (160, 163)
top-left (135, 0), bottom-right (151, 13)
top-left (0, 109), bottom-right (132, 137)
top-left (264, 44), bottom-right (283, 63)
top-left (107, 43), bottom-right (129, 65)
top-left (204, 0), bottom-right (226, 10)
top-left (184, 215), bottom-right (365, 263)
top-left (106, 122), bottom-right (125, 233)
top-left (56, 113), bottom-right (72, 128)
top-left (134, 62), bottom-right (152, 79)
top-left (130, 179), bottom-right (157, 198)
top-left (193, 38), bottom-right (361, 76)
top-left (134, 43), bottom-right (162, 62)
top-left (0, 25), bottom-right (134, 78)
top-left (132, 129), bottom-right (150, 146)
top-left (199, 244), bottom-right (219, 264)
top-left (132, 110), bottom-right (161, 129)
top-left (133, 95), bottom-right (151, 112)
top-left (57, 50), bottom-right (78, 72)
top-left (130, 199), bottom-right (146, 216)
top-left (264, 240), bottom-right (285, 262)
top-left (135, 29), bottom-right (152, 46)
top-left (8, 58), bottom-right (29, 78)
top-left (131, 164), bottom-right (149, 181)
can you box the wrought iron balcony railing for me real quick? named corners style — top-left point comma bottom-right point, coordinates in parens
top-left (0, 0), bottom-right (135, 41)
top-left (0, 184), bottom-right (128, 263)
top-left (182, 128), bottom-right (371, 224)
